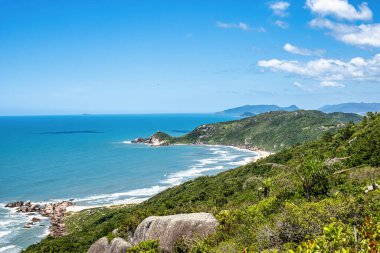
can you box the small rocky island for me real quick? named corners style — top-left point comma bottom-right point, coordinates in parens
top-left (5, 200), bottom-right (74, 237)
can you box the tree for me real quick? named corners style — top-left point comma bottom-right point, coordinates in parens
top-left (258, 177), bottom-right (273, 199)
top-left (296, 159), bottom-right (329, 201)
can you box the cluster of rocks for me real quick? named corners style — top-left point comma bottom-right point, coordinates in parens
top-left (5, 200), bottom-right (74, 237)
top-left (5, 201), bottom-right (42, 213)
top-left (131, 132), bottom-right (169, 146)
top-left (88, 212), bottom-right (218, 253)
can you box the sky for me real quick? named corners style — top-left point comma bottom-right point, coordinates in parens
top-left (1, 0), bottom-right (380, 115)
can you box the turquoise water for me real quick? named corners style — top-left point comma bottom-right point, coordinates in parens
top-left (0, 114), bottom-right (255, 252)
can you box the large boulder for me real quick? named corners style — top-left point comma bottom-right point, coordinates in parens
top-left (133, 212), bottom-right (218, 252)
top-left (110, 237), bottom-right (132, 253)
top-left (87, 237), bottom-right (110, 253)
top-left (87, 237), bottom-right (132, 253)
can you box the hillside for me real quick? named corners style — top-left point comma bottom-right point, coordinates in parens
top-left (24, 113), bottom-right (380, 253)
top-left (155, 110), bottom-right (362, 152)
top-left (218, 104), bottom-right (299, 116)
top-left (319, 102), bottom-right (380, 114)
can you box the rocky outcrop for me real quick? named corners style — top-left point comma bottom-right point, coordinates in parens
top-left (5, 201), bottom-right (42, 213)
top-left (87, 237), bottom-right (133, 253)
top-left (5, 200), bottom-right (74, 237)
top-left (87, 213), bottom-right (218, 253)
top-left (87, 237), bottom-right (110, 253)
top-left (131, 131), bottom-right (171, 146)
top-left (109, 238), bottom-right (133, 253)
top-left (41, 201), bottom-right (74, 237)
top-left (5, 201), bottom-right (25, 208)
top-left (133, 212), bottom-right (218, 252)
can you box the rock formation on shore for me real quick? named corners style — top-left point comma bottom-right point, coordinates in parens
top-left (131, 131), bottom-right (172, 146)
top-left (5, 200), bottom-right (74, 237)
top-left (87, 212), bottom-right (218, 253)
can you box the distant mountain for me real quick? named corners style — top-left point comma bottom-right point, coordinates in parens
top-left (218, 104), bottom-right (299, 116)
top-left (319, 102), bottom-right (380, 114)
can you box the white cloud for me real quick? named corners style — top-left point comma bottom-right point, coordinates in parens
top-left (270, 1), bottom-right (290, 17)
top-left (310, 18), bottom-right (380, 48)
top-left (320, 81), bottom-right (345, 87)
top-left (216, 21), bottom-right (251, 31)
top-left (274, 20), bottom-right (288, 29)
top-left (293, 81), bottom-right (303, 88)
top-left (258, 54), bottom-right (380, 86)
top-left (283, 43), bottom-right (324, 56)
top-left (306, 0), bottom-right (372, 22)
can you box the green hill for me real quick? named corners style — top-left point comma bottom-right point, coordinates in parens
top-left (166, 110), bottom-right (362, 152)
top-left (24, 112), bottom-right (380, 253)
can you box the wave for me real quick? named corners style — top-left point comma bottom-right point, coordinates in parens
top-left (71, 185), bottom-right (168, 206)
top-left (61, 146), bottom-right (252, 206)
top-left (0, 144), bottom-right (256, 252)
top-left (161, 146), bottom-right (253, 186)
top-left (0, 245), bottom-right (19, 253)
top-left (0, 231), bottom-right (11, 238)
top-left (228, 156), bottom-right (253, 166)
top-left (0, 209), bottom-right (47, 253)
top-left (161, 165), bottom-right (225, 185)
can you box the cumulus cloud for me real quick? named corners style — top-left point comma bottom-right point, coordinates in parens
top-left (216, 21), bottom-right (250, 31)
top-left (306, 1), bottom-right (379, 48)
top-left (310, 18), bottom-right (380, 48)
top-left (283, 43), bottom-right (324, 56)
top-left (258, 54), bottom-right (380, 86)
top-left (306, 0), bottom-right (372, 21)
top-left (309, 19), bottom-right (380, 47)
top-left (270, 1), bottom-right (290, 17)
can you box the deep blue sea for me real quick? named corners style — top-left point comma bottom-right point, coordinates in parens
top-left (0, 114), bottom-right (256, 252)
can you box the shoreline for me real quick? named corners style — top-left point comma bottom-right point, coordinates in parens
top-left (2, 142), bottom-right (271, 252)
top-left (188, 144), bottom-right (272, 162)
top-left (68, 142), bottom-right (272, 213)
top-left (64, 143), bottom-right (272, 213)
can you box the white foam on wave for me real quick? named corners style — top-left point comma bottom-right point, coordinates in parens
top-left (67, 197), bottom-right (149, 212)
top-left (162, 165), bottom-right (225, 185)
top-left (161, 146), bottom-right (253, 186)
top-left (0, 231), bottom-right (11, 238)
top-left (0, 205), bottom-right (50, 249)
top-left (228, 156), bottom-right (254, 166)
top-left (121, 140), bottom-right (132, 144)
top-left (73, 185), bottom-right (167, 205)
top-left (0, 245), bottom-right (19, 253)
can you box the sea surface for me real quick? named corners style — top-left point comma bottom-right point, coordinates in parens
top-left (0, 114), bottom-right (256, 252)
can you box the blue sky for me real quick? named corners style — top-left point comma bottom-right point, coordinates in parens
top-left (1, 0), bottom-right (380, 115)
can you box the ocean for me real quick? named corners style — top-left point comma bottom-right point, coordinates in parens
top-left (0, 114), bottom-right (256, 252)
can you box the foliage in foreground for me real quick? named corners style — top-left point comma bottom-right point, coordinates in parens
top-left (24, 113), bottom-right (380, 252)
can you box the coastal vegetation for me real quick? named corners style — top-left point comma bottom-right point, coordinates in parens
top-left (24, 112), bottom-right (380, 252)
top-left (142, 110), bottom-right (362, 152)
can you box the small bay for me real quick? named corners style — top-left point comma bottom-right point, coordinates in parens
top-left (0, 114), bottom-right (256, 252)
